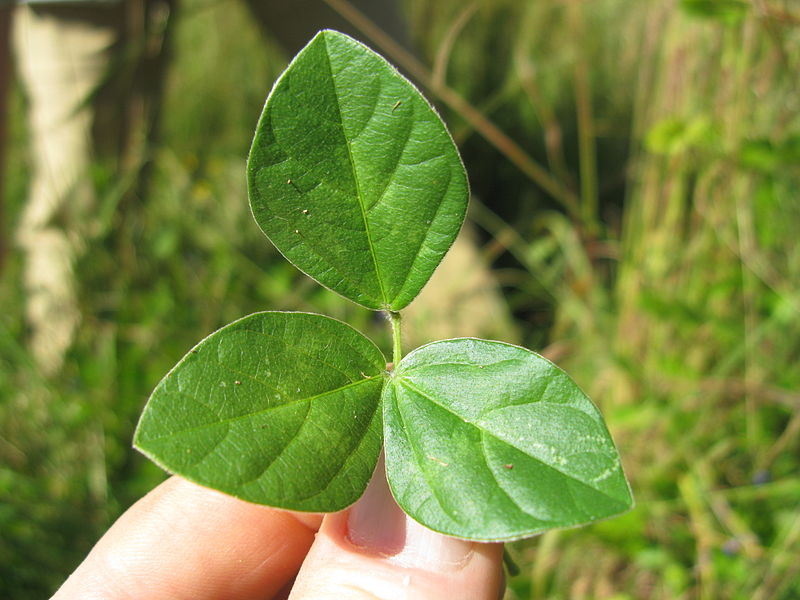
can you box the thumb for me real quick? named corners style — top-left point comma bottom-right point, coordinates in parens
top-left (288, 457), bottom-right (504, 600)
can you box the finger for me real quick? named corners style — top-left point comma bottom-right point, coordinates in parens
top-left (52, 476), bottom-right (322, 600)
top-left (289, 457), bottom-right (505, 600)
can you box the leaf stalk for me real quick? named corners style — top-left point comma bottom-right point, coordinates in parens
top-left (389, 310), bottom-right (402, 366)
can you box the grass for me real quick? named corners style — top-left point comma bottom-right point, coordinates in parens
top-left (1, 0), bottom-right (799, 598)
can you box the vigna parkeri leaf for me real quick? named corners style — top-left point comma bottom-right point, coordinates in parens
top-left (247, 30), bottom-right (468, 311)
top-left (135, 29), bottom-right (633, 543)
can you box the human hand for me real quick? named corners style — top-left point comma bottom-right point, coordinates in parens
top-left (52, 466), bottom-right (504, 599)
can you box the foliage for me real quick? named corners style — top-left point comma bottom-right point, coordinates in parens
top-left (247, 31), bottom-right (468, 311)
top-left (134, 31), bottom-right (631, 542)
top-left (1, 0), bottom-right (799, 598)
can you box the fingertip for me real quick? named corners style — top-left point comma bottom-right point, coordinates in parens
top-left (289, 467), bottom-right (504, 600)
top-left (53, 477), bottom-right (319, 600)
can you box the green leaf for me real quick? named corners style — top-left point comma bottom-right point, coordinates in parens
top-left (739, 136), bottom-right (800, 173)
top-left (247, 30), bottom-right (468, 311)
top-left (383, 339), bottom-right (633, 541)
top-left (134, 312), bottom-right (386, 511)
top-left (645, 116), bottom-right (716, 156)
top-left (680, 0), bottom-right (749, 24)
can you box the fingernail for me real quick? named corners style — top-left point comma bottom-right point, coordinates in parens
top-left (347, 456), bottom-right (473, 571)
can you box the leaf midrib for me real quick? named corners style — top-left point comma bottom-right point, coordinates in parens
top-left (287, 400), bottom-right (382, 504)
top-left (140, 377), bottom-right (381, 443)
top-left (388, 385), bottom-right (467, 527)
top-left (236, 387), bottom-right (381, 501)
top-left (323, 36), bottom-right (389, 307)
top-left (394, 377), bottom-right (625, 504)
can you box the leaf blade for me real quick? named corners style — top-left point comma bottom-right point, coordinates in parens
top-left (247, 30), bottom-right (468, 310)
top-left (383, 338), bottom-right (633, 541)
top-left (134, 311), bottom-right (386, 511)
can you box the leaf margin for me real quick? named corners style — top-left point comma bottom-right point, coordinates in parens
top-left (246, 29), bottom-right (469, 312)
top-left (381, 336), bottom-right (635, 542)
top-left (133, 310), bottom-right (389, 512)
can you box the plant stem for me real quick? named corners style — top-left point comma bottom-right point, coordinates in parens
top-left (568, 1), bottom-right (599, 235)
top-left (503, 547), bottom-right (521, 577)
top-left (389, 310), bottom-right (402, 366)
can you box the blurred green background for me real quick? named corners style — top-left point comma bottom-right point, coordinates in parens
top-left (2, 0), bottom-right (799, 598)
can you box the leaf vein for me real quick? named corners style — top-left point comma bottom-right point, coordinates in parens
top-left (144, 378), bottom-right (375, 442)
top-left (400, 357), bottom-right (522, 374)
top-left (391, 168), bottom-right (458, 304)
top-left (364, 109), bottom-right (415, 215)
top-left (478, 434), bottom-right (544, 521)
top-left (396, 378), bottom-right (623, 503)
top-left (236, 326), bottom-right (375, 381)
top-left (391, 386), bottom-right (466, 527)
top-left (323, 37), bottom-right (389, 306)
top-left (236, 401), bottom-right (312, 488)
top-left (289, 393), bottom-right (381, 502)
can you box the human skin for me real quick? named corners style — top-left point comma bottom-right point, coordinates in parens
top-left (52, 468), bottom-right (504, 600)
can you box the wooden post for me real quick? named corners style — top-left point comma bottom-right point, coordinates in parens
top-left (0, 5), bottom-right (11, 271)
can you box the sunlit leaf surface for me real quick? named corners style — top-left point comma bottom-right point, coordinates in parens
top-left (248, 30), bottom-right (468, 310)
top-left (135, 312), bottom-right (386, 511)
top-left (383, 338), bottom-right (633, 540)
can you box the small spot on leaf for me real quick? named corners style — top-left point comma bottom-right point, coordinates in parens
top-left (428, 455), bottom-right (449, 467)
